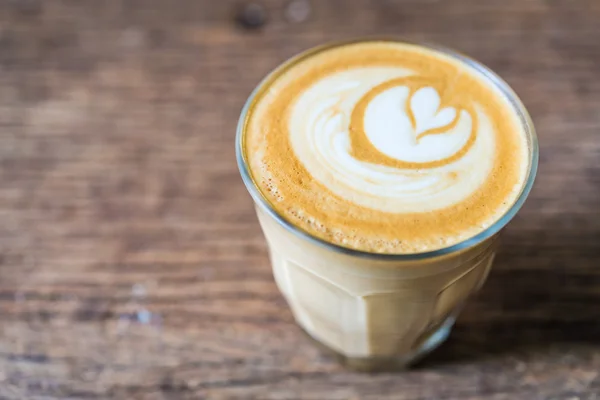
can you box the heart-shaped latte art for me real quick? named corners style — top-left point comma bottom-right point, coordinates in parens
top-left (410, 87), bottom-right (457, 137)
top-left (349, 80), bottom-right (475, 167)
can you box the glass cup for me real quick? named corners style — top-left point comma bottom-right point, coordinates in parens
top-left (236, 39), bottom-right (538, 371)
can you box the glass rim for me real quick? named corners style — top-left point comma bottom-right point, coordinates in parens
top-left (236, 37), bottom-right (539, 261)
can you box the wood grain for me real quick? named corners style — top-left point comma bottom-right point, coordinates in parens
top-left (0, 0), bottom-right (599, 399)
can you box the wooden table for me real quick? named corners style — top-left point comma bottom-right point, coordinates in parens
top-left (0, 1), bottom-right (599, 398)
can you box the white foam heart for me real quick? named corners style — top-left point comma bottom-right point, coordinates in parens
top-left (360, 84), bottom-right (472, 163)
top-left (410, 87), bottom-right (456, 135)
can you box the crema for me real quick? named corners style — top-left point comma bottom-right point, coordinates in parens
top-left (244, 41), bottom-right (528, 253)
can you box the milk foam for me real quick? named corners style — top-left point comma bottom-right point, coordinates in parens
top-left (290, 68), bottom-right (495, 213)
top-left (244, 41), bottom-right (529, 253)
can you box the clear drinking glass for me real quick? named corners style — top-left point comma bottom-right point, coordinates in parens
top-left (236, 39), bottom-right (538, 371)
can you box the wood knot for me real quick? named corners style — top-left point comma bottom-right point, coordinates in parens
top-left (236, 2), bottom-right (268, 30)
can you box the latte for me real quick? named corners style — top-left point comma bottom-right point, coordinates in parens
top-left (243, 41), bottom-right (528, 254)
top-left (238, 40), bottom-right (537, 369)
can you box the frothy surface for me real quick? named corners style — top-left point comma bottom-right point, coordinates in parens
top-left (244, 41), bottom-right (529, 253)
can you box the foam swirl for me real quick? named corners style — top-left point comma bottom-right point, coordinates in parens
top-left (290, 68), bottom-right (496, 213)
top-left (245, 42), bottom-right (528, 253)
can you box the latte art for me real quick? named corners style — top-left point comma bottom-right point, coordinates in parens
top-left (355, 83), bottom-right (473, 166)
top-left (290, 69), bottom-right (494, 213)
top-left (244, 41), bottom-right (528, 253)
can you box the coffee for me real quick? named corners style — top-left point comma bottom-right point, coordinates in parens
top-left (244, 41), bottom-right (528, 253)
top-left (237, 40), bottom-right (537, 369)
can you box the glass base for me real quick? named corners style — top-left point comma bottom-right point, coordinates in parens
top-left (300, 314), bottom-right (457, 372)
